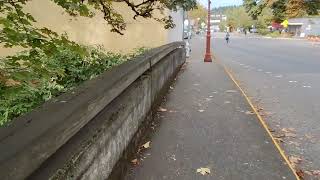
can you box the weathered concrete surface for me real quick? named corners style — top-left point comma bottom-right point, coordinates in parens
top-left (124, 38), bottom-right (296, 180)
top-left (0, 42), bottom-right (185, 180)
top-left (33, 75), bottom-right (152, 180)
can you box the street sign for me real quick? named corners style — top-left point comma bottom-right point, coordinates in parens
top-left (281, 20), bottom-right (289, 28)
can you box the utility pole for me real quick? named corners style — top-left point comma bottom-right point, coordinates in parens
top-left (204, 0), bottom-right (212, 62)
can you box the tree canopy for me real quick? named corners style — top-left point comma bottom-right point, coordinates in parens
top-left (188, 3), bottom-right (207, 21)
top-left (243, 0), bottom-right (320, 22)
top-left (187, 3), bottom-right (207, 28)
top-left (225, 6), bottom-right (253, 29)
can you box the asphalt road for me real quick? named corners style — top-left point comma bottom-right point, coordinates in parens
top-left (210, 32), bottom-right (320, 178)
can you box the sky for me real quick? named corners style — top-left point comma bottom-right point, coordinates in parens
top-left (198, 0), bottom-right (243, 8)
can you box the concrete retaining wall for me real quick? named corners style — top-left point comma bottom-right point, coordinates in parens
top-left (0, 42), bottom-right (186, 180)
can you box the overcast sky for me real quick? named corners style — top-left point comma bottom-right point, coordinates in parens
top-left (198, 0), bottom-right (243, 8)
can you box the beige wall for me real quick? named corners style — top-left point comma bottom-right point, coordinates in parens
top-left (1, 0), bottom-right (183, 56)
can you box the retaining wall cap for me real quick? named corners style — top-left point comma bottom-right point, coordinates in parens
top-left (0, 41), bottom-right (185, 179)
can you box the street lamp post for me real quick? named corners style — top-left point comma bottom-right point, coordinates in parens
top-left (204, 0), bottom-right (212, 62)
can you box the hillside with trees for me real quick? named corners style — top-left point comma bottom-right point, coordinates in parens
top-left (243, 0), bottom-right (320, 22)
top-left (216, 0), bottom-right (319, 34)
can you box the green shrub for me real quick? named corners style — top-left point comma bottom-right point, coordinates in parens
top-left (0, 45), bottom-right (145, 126)
top-left (269, 31), bottom-right (281, 38)
top-left (258, 29), bottom-right (270, 35)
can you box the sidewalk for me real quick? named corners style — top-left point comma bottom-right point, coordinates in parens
top-left (124, 39), bottom-right (297, 180)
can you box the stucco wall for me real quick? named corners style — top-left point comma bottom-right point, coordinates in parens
top-left (0, 0), bottom-right (184, 56)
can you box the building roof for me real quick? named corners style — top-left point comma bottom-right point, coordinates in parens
top-left (288, 17), bottom-right (320, 24)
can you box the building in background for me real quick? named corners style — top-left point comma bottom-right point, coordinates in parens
top-left (210, 14), bottom-right (227, 32)
top-left (288, 18), bottom-right (320, 37)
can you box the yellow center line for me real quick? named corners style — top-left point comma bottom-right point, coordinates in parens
top-left (214, 57), bottom-right (300, 180)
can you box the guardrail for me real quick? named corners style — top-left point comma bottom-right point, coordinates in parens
top-left (0, 42), bottom-right (186, 180)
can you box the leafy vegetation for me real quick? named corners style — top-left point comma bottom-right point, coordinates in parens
top-left (1, 0), bottom-right (169, 126)
top-left (225, 6), bottom-right (253, 30)
top-left (0, 43), bottom-right (145, 126)
top-left (243, 0), bottom-right (320, 22)
top-left (188, 3), bottom-right (207, 27)
top-left (217, 0), bottom-right (319, 35)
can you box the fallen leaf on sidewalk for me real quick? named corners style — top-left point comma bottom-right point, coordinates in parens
top-left (131, 159), bottom-right (139, 165)
top-left (312, 170), bottom-right (320, 176)
top-left (296, 169), bottom-right (304, 179)
top-left (170, 154), bottom-right (176, 161)
top-left (198, 109), bottom-right (205, 112)
top-left (269, 128), bottom-right (275, 132)
top-left (274, 137), bottom-right (284, 143)
top-left (282, 128), bottom-right (290, 133)
top-left (257, 107), bottom-right (264, 112)
top-left (281, 128), bottom-right (297, 138)
top-left (226, 90), bottom-right (237, 93)
top-left (305, 134), bottom-right (313, 139)
top-left (141, 141), bottom-right (151, 149)
top-left (158, 107), bottom-right (167, 112)
top-left (289, 155), bottom-right (302, 168)
top-left (285, 132), bottom-right (297, 138)
top-left (282, 128), bottom-right (295, 133)
top-left (274, 134), bottom-right (285, 138)
top-left (264, 111), bottom-right (274, 116)
top-left (196, 167), bottom-right (211, 175)
top-left (304, 170), bottom-right (313, 175)
top-left (288, 141), bottom-right (300, 146)
top-left (245, 111), bottom-right (255, 115)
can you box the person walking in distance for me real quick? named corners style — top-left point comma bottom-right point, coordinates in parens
top-left (225, 32), bottom-right (230, 44)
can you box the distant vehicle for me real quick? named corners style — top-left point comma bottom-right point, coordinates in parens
top-left (250, 28), bottom-right (258, 33)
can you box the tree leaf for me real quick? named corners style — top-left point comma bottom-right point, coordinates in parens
top-left (196, 167), bottom-right (211, 175)
top-left (141, 141), bottom-right (151, 149)
top-left (158, 107), bottom-right (167, 112)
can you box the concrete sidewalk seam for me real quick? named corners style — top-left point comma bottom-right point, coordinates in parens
top-left (215, 58), bottom-right (300, 180)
